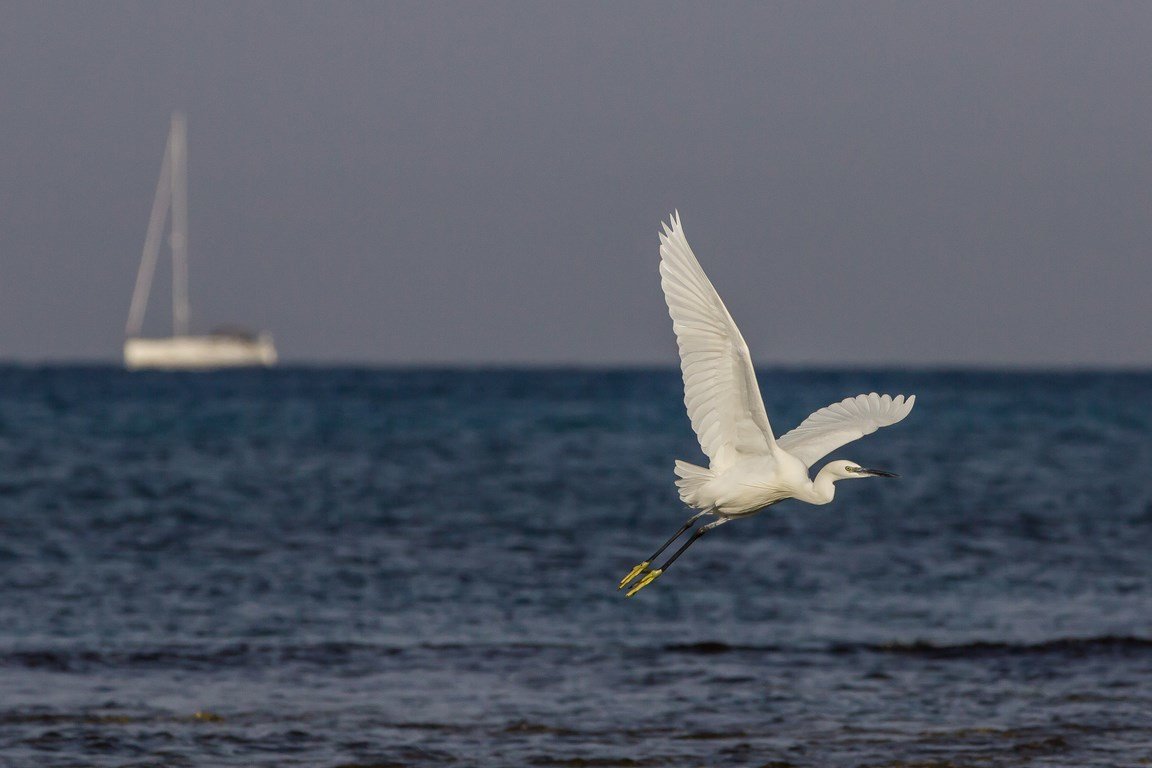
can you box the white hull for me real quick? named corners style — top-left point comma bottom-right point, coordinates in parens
top-left (124, 334), bottom-right (278, 370)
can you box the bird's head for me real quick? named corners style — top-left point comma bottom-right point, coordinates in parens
top-left (822, 459), bottom-right (899, 482)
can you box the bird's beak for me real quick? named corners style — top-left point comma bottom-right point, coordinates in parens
top-left (863, 468), bottom-right (899, 478)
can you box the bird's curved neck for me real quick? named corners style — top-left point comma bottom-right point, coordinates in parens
top-left (798, 467), bottom-right (837, 505)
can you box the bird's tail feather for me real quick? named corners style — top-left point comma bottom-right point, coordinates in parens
top-left (673, 460), bottom-right (714, 506)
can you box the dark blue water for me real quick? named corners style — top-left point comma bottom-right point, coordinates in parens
top-left (1, 367), bottom-right (1151, 767)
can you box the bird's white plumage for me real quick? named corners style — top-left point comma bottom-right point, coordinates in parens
top-left (777, 393), bottom-right (916, 468)
top-left (655, 211), bottom-right (916, 508)
top-left (658, 212), bottom-right (775, 472)
top-left (619, 213), bottom-right (918, 595)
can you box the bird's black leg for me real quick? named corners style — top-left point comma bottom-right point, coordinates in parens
top-left (658, 517), bottom-right (730, 572)
top-left (625, 517), bottom-right (730, 597)
top-left (618, 510), bottom-right (709, 590)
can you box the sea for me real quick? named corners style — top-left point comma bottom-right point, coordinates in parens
top-left (0, 366), bottom-right (1150, 767)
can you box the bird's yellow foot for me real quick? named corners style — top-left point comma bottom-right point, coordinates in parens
top-left (625, 569), bottom-right (663, 597)
top-left (618, 561), bottom-right (650, 590)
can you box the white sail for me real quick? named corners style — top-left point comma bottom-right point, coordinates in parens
top-left (125, 113), bottom-right (277, 370)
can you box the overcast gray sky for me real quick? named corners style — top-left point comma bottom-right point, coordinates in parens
top-left (2, 2), bottom-right (1151, 366)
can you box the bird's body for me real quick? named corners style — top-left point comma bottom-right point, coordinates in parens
top-left (620, 213), bottom-right (915, 596)
top-left (679, 454), bottom-right (803, 516)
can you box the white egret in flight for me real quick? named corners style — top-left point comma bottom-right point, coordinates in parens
top-left (620, 213), bottom-right (916, 597)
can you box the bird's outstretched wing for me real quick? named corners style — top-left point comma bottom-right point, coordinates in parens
top-left (659, 212), bottom-right (775, 471)
top-left (777, 393), bottom-right (915, 468)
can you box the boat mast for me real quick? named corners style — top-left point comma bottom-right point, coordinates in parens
top-left (169, 113), bottom-right (190, 336)
top-left (125, 119), bottom-right (173, 337)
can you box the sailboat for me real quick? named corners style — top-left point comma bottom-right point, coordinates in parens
top-left (124, 113), bottom-right (277, 370)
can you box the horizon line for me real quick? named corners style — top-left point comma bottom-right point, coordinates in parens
top-left (1, 359), bottom-right (1150, 375)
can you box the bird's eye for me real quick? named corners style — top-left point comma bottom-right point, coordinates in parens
top-left (847, 466), bottom-right (860, 473)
